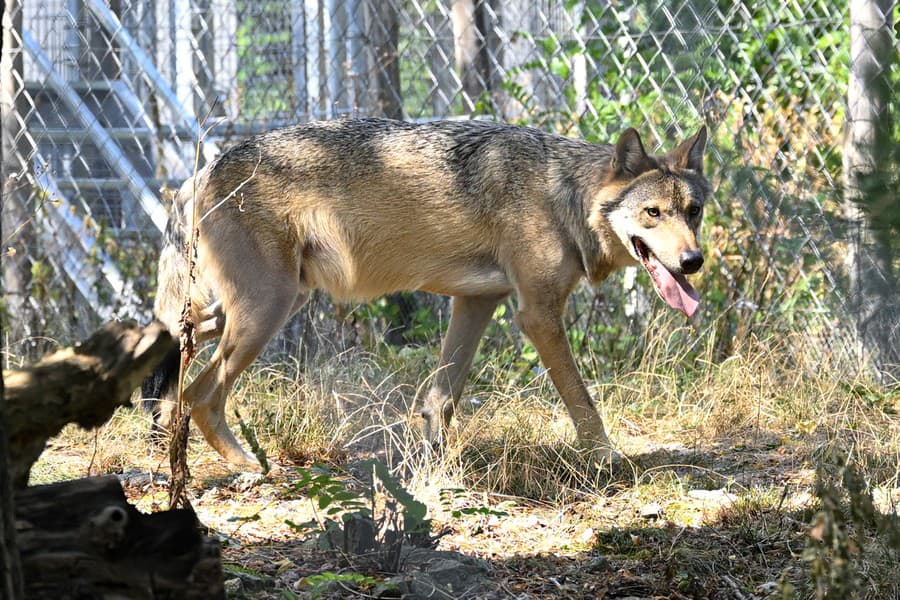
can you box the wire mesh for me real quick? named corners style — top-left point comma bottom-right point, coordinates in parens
top-left (1, 0), bottom-right (897, 376)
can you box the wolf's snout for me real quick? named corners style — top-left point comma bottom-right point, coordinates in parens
top-left (679, 250), bottom-right (704, 274)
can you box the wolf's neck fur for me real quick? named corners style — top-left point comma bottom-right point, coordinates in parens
top-left (546, 137), bottom-right (624, 284)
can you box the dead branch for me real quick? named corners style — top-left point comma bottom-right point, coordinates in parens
top-left (3, 321), bottom-right (175, 487)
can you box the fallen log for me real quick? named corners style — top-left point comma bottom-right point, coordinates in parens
top-left (1, 321), bottom-right (224, 598)
top-left (15, 475), bottom-right (223, 599)
top-left (3, 320), bottom-right (174, 487)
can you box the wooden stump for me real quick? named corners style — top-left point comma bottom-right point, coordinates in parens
top-left (15, 475), bottom-right (223, 599)
top-left (1, 321), bottom-right (225, 598)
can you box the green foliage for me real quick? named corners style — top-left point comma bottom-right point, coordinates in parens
top-left (285, 465), bottom-right (371, 536)
top-left (801, 451), bottom-right (900, 599)
top-left (368, 459), bottom-right (430, 538)
top-left (698, 1), bottom-right (848, 112)
top-left (439, 488), bottom-right (510, 520)
top-left (286, 464), bottom-right (511, 595)
top-left (355, 294), bottom-right (445, 346)
top-left (286, 460), bottom-right (438, 572)
top-left (299, 572), bottom-right (389, 600)
top-left (235, 409), bottom-right (270, 474)
top-left (28, 260), bottom-right (54, 302)
top-left (235, 1), bottom-right (295, 120)
top-left (92, 223), bottom-right (159, 314)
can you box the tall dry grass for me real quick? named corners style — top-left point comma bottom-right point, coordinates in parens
top-left (30, 308), bottom-right (898, 596)
top-left (202, 315), bottom-right (899, 505)
top-left (35, 309), bottom-right (898, 498)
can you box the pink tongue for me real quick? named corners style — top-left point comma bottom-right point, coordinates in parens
top-left (643, 255), bottom-right (700, 317)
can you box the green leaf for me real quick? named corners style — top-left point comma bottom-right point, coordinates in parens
top-left (368, 460), bottom-right (429, 533)
top-left (226, 513), bottom-right (261, 522)
top-left (286, 519), bottom-right (320, 533)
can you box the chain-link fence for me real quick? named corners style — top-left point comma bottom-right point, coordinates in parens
top-left (2, 1), bottom-right (898, 377)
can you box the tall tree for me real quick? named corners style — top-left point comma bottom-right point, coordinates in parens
top-left (842, 0), bottom-right (897, 379)
top-left (0, 1), bottom-right (25, 593)
top-left (368, 0), bottom-right (402, 119)
top-left (193, 0), bottom-right (218, 118)
top-left (451, 0), bottom-right (498, 113)
top-left (0, 334), bottom-right (22, 598)
top-left (1, 0), bottom-right (32, 350)
top-left (0, 372), bottom-right (22, 598)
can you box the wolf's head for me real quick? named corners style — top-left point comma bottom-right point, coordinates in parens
top-left (599, 127), bottom-right (710, 317)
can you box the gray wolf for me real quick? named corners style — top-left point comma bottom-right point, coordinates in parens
top-left (141, 117), bottom-right (710, 469)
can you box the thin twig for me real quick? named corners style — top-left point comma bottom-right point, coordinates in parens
top-left (722, 574), bottom-right (751, 600)
top-left (168, 112), bottom-right (220, 510)
top-left (1, 178), bottom-right (59, 248)
top-left (197, 149), bottom-right (262, 225)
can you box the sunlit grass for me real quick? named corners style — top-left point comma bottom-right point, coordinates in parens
top-left (31, 319), bottom-right (900, 597)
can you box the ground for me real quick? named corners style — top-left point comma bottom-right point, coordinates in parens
top-left (27, 344), bottom-right (900, 599)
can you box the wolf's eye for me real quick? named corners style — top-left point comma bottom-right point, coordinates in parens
top-left (689, 205), bottom-right (702, 217)
top-left (645, 207), bottom-right (660, 217)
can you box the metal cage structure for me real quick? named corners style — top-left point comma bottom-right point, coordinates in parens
top-left (1, 0), bottom-right (897, 378)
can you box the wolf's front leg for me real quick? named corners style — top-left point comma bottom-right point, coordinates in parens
top-left (421, 294), bottom-right (506, 444)
top-left (514, 303), bottom-right (613, 454)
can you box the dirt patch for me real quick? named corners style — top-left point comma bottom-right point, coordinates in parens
top-left (38, 433), bottom-right (862, 598)
top-left (27, 378), bottom-right (900, 600)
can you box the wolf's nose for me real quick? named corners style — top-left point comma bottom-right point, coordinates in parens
top-left (679, 250), bottom-right (704, 274)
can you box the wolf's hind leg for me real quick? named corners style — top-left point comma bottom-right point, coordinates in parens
top-left (185, 285), bottom-right (307, 469)
top-left (422, 294), bottom-right (506, 444)
top-left (196, 300), bottom-right (225, 342)
top-left (146, 299), bottom-right (225, 444)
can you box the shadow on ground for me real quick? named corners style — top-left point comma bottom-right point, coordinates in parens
top-left (143, 442), bottom-right (898, 600)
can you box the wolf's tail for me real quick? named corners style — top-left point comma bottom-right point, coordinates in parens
top-left (140, 175), bottom-right (201, 426)
top-left (140, 343), bottom-right (180, 412)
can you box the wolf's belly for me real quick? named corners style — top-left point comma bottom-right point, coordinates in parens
top-left (302, 243), bottom-right (512, 300)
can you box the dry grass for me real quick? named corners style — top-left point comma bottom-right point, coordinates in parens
top-left (30, 324), bottom-right (900, 598)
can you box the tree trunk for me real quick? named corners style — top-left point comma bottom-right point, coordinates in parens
top-left (1, 0), bottom-right (35, 352)
top-left (16, 475), bottom-right (223, 599)
top-left (0, 396), bottom-right (23, 599)
top-left (192, 0), bottom-right (218, 118)
top-left (2, 321), bottom-right (223, 597)
top-left (346, 0), bottom-right (367, 112)
top-left (368, 0), bottom-right (402, 119)
top-left (427, 6), bottom-right (454, 117)
top-left (451, 0), bottom-right (499, 113)
top-left (325, 0), bottom-right (348, 116)
top-left (0, 5), bottom-right (27, 591)
top-left (0, 271), bottom-right (24, 597)
top-left (842, 0), bottom-right (897, 380)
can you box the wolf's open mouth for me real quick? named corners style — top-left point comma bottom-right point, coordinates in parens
top-left (632, 237), bottom-right (700, 318)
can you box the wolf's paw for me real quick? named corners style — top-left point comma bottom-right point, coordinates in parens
top-left (232, 471), bottom-right (266, 492)
top-left (574, 433), bottom-right (622, 468)
top-left (588, 445), bottom-right (624, 470)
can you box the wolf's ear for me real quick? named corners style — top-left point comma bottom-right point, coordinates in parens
top-left (611, 128), bottom-right (650, 176)
top-left (671, 126), bottom-right (707, 173)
